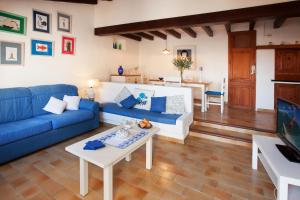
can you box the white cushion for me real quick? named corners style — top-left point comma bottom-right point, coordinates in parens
top-left (43, 97), bottom-right (67, 114)
top-left (133, 88), bottom-right (154, 110)
top-left (164, 95), bottom-right (185, 114)
top-left (63, 95), bottom-right (81, 110)
top-left (114, 87), bottom-right (132, 106)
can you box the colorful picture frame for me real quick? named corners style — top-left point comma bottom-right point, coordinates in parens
top-left (0, 41), bottom-right (24, 65)
top-left (33, 10), bottom-right (50, 33)
top-left (31, 39), bottom-right (53, 56)
top-left (57, 12), bottom-right (71, 33)
top-left (173, 45), bottom-right (196, 69)
top-left (0, 11), bottom-right (26, 35)
top-left (62, 36), bottom-right (75, 55)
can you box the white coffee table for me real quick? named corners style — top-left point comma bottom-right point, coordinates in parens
top-left (65, 125), bottom-right (159, 200)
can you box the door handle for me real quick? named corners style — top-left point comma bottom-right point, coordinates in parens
top-left (251, 65), bottom-right (256, 75)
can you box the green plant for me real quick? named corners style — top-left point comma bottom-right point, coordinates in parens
top-left (172, 56), bottom-right (193, 80)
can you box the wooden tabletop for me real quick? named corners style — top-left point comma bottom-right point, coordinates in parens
top-left (111, 74), bottom-right (141, 76)
top-left (149, 79), bottom-right (211, 85)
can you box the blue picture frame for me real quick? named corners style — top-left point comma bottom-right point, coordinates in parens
top-left (31, 39), bottom-right (53, 56)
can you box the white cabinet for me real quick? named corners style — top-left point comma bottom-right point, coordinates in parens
top-left (110, 75), bottom-right (141, 83)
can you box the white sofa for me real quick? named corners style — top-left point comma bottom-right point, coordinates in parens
top-left (97, 82), bottom-right (194, 143)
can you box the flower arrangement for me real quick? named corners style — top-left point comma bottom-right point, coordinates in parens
top-left (172, 56), bottom-right (193, 81)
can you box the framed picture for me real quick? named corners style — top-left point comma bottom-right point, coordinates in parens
top-left (173, 45), bottom-right (196, 69)
top-left (31, 39), bottom-right (53, 56)
top-left (0, 41), bottom-right (24, 65)
top-left (62, 36), bottom-right (75, 55)
top-left (33, 10), bottom-right (50, 33)
top-left (0, 11), bottom-right (26, 35)
top-left (57, 12), bottom-right (71, 33)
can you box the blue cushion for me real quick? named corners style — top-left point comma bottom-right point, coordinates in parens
top-left (0, 118), bottom-right (52, 146)
top-left (120, 95), bottom-right (138, 109)
top-left (29, 84), bottom-right (78, 116)
top-left (36, 110), bottom-right (94, 129)
top-left (101, 103), bottom-right (181, 125)
top-left (205, 91), bottom-right (224, 96)
top-left (0, 87), bottom-right (33, 124)
top-left (150, 97), bottom-right (166, 113)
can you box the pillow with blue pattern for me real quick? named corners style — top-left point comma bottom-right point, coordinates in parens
top-left (133, 88), bottom-right (154, 111)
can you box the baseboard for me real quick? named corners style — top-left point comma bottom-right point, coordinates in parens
top-left (256, 108), bottom-right (275, 113)
top-left (154, 135), bottom-right (185, 144)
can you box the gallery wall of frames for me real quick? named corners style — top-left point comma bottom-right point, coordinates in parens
top-left (0, 10), bottom-right (76, 65)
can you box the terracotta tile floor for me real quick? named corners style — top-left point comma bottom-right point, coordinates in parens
top-left (0, 125), bottom-right (275, 200)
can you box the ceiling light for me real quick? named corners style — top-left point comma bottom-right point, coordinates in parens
top-left (162, 36), bottom-right (170, 54)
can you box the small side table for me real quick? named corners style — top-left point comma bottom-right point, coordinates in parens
top-left (252, 135), bottom-right (300, 200)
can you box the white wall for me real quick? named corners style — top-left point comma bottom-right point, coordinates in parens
top-left (94, 0), bottom-right (299, 109)
top-left (138, 18), bottom-right (300, 107)
top-left (0, 0), bottom-right (139, 95)
top-left (139, 26), bottom-right (228, 100)
top-left (256, 50), bottom-right (275, 110)
top-left (1, 0), bottom-right (299, 110)
top-left (95, 0), bottom-right (292, 27)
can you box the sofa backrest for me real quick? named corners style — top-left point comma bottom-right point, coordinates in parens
top-left (29, 84), bottom-right (78, 116)
top-left (0, 87), bottom-right (33, 124)
top-left (98, 82), bottom-right (193, 113)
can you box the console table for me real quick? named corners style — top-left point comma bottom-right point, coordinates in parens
top-left (111, 74), bottom-right (141, 83)
top-left (252, 135), bottom-right (300, 200)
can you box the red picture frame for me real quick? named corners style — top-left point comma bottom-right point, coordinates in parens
top-left (62, 36), bottom-right (75, 55)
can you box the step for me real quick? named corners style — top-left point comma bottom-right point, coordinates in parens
top-left (190, 124), bottom-right (252, 143)
top-left (193, 121), bottom-right (275, 137)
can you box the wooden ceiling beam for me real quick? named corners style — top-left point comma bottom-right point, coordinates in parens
top-left (149, 31), bottom-right (167, 40)
top-left (45, 0), bottom-right (98, 4)
top-left (182, 27), bottom-right (197, 38)
top-left (249, 20), bottom-right (256, 30)
top-left (165, 29), bottom-right (181, 39)
top-left (95, 1), bottom-right (300, 36)
top-left (120, 34), bottom-right (142, 41)
top-left (135, 32), bottom-right (153, 40)
top-left (273, 17), bottom-right (287, 28)
top-left (201, 26), bottom-right (213, 37)
top-left (225, 23), bottom-right (231, 34)
top-left (135, 32), bottom-right (154, 40)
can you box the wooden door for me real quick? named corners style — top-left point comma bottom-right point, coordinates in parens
top-left (275, 49), bottom-right (300, 81)
top-left (228, 31), bottom-right (256, 110)
top-left (275, 84), bottom-right (300, 106)
top-left (274, 49), bottom-right (300, 107)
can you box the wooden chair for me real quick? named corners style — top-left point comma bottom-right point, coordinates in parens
top-left (205, 78), bottom-right (225, 114)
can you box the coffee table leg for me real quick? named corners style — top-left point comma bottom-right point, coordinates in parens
top-left (252, 141), bottom-right (258, 170)
top-left (80, 158), bottom-right (88, 196)
top-left (104, 165), bottom-right (113, 200)
top-left (125, 154), bottom-right (132, 162)
top-left (146, 137), bottom-right (153, 170)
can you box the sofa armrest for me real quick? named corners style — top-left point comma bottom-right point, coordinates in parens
top-left (176, 112), bottom-right (193, 126)
top-left (79, 99), bottom-right (99, 113)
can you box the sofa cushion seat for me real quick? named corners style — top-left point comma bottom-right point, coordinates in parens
top-left (101, 103), bottom-right (181, 125)
top-left (36, 110), bottom-right (94, 129)
top-left (0, 118), bottom-right (52, 146)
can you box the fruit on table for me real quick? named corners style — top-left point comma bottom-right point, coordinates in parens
top-left (139, 119), bottom-right (151, 128)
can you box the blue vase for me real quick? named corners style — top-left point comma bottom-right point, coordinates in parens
top-left (118, 66), bottom-right (124, 75)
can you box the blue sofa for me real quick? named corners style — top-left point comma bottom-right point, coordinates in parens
top-left (0, 84), bottom-right (99, 164)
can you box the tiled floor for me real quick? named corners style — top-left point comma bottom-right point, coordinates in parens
top-left (0, 124), bottom-right (275, 200)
